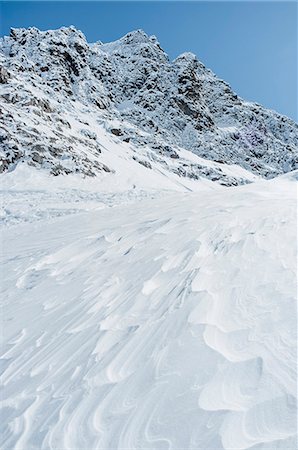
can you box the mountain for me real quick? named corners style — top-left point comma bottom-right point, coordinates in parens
top-left (1, 26), bottom-right (297, 450)
top-left (0, 26), bottom-right (297, 186)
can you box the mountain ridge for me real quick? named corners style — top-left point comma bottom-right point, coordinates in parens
top-left (0, 26), bottom-right (297, 184)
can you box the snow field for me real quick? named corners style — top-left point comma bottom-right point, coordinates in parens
top-left (1, 173), bottom-right (297, 450)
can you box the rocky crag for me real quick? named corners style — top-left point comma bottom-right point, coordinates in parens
top-left (0, 26), bottom-right (297, 185)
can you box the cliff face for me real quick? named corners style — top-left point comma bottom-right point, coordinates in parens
top-left (0, 26), bottom-right (297, 183)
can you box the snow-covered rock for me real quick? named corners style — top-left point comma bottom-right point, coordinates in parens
top-left (0, 26), bottom-right (297, 184)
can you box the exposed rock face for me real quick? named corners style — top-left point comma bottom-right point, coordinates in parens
top-left (0, 26), bottom-right (297, 181)
top-left (0, 66), bottom-right (10, 83)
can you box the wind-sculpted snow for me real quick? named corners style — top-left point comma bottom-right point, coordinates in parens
top-left (0, 26), bottom-right (297, 181)
top-left (1, 174), bottom-right (297, 450)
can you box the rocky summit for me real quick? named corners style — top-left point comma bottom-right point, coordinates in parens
top-left (0, 26), bottom-right (297, 184)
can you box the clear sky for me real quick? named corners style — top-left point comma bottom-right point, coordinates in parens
top-left (0, 1), bottom-right (297, 121)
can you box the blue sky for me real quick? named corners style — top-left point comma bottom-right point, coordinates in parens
top-left (0, 1), bottom-right (297, 120)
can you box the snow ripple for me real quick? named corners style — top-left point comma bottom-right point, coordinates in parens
top-left (0, 180), bottom-right (297, 449)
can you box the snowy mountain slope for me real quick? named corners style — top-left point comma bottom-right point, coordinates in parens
top-left (1, 172), bottom-right (297, 450)
top-left (0, 158), bottom-right (219, 227)
top-left (0, 73), bottom-right (257, 188)
top-left (0, 24), bottom-right (297, 450)
top-left (0, 26), bottom-right (297, 183)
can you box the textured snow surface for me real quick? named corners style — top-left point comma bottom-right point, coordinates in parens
top-left (1, 172), bottom-right (297, 450)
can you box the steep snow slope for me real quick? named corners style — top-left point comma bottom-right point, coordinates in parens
top-left (0, 26), bottom-right (297, 182)
top-left (1, 172), bottom-right (297, 450)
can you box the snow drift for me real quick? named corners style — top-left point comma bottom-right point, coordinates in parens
top-left (1, 170), bottom-right (297, 450)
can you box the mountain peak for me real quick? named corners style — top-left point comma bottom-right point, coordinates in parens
top-left (117, 29), bottom-right (160, 47)
top-left (99, 29), bottom-right (164, 56)
top-left (120, 29), bottom-right (151, 44)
